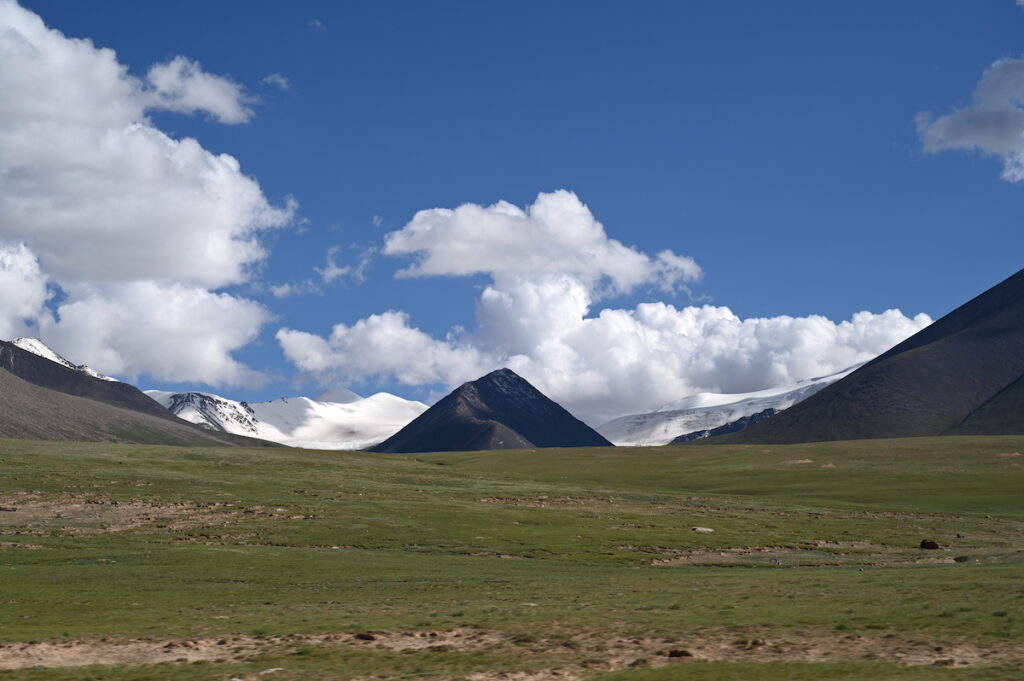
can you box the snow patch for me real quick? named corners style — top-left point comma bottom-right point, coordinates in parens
top-left (597, 364), bottom-right (860, 446)
top-left (10, 337), bottom-right (118, 382)
top-left (146, 388), bottom-right (427, 449)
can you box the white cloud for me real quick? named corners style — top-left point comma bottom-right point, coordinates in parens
top-left (270, 282), bottom-right (302, 298)
top-left (268, 246), bottom-right (377, 300)
top-left (146, 56), bottom-right (254, 124)
top-left (0, 1), bottom-right (292, 385)
top-left (317, 246), bottom-right (353, 284)
top-left (39, 282), bottom-right (271, 387)
top-left (261, 73), bottom-right (290, 91)
top-left (917, 57), bottom-right (1024, 181)
top-left (280, 192), bottom-right (932, 424)
top-left (277, 311), bottom-right (489, 387)
top-left (0, 242), bottom-right (50, 339)
top-left (384, 190), bottom-right (702, 297)
top-left (279, 280), bottom-right (931, 424)
top-left (0, 5), bottom-right (293, 288)
top-left (308, 18), bottom-right (325, 32)
top-left (317, 245), bottom-right (374, 285)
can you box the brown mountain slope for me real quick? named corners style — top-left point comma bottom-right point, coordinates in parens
top-left (0, 368), bottom-right (251, 445)
top-left (0, 341), bottom-right (280, 447)
top-left (953, 372), bottom-right (1024, 435)
top-left (715, 268), bottom-right (1024, 444)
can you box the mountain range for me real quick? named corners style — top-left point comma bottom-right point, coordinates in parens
top-left (0, 339), bottom-right (277, 447)
top-left (596, 365), bottom-right (857, 446)
top-left (3, 266), bottom-right (1020, 451)
top-left (146, 388), bottom-right (426, 450)
top-left (717, 267), bottom-right (1024, 443)
top-left (371, 368), bottom-right (612, 453)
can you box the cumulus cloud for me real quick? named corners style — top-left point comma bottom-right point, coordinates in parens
top-left (0, 242), bottom-right (50, 339)
top-left (278, 311), bottom-right (489, 387)
top-left (146, 56), bottom-right (254, 124)
top-left (917, 57), bottom-right (1024, 181)
top-left (39, 282), bottom-right (271, 386)
top-left (280, 279), bottom-right (930, 424)
top-left (384, 190), bottom-right (702, 297)
top-left (0, 1), bottom-right (292, 384)
top-left (279, 192), bottom-right (931, 424)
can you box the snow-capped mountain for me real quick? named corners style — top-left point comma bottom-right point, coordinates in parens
top-left (145, 388), bottom-right (427, 450)
top-left (596, 365), bottom-right (860, 446)
top-left (9, 337), bottom-right (118, 382)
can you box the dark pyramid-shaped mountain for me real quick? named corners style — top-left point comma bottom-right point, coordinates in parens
top-left (716, 268), bottom-right (1024, 444)
top-left (370, 368), bottom-right (613, 453)
top-left (0, 340), bottom-right (278, 447)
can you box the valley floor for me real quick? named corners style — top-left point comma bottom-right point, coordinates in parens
top-left (0, 436), bottom-right (1021, 680)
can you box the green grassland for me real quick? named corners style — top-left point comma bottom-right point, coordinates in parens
top-left (0, 436), bottom-right (1022, 680)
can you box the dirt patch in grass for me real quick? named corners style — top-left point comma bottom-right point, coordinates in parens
top-left (0, 635), bottom-right (264, 670)
top-left (1, 628), bottom-right (1020, 674)
top-left (0, 492), bottom-right (307, 537)
top-left (0, 541), bottom-right (44, 549)
top-left (591, 629), bottom-right (1024, 670)
top-left (476, 496), bottom-right (617, 508)
top-left (643, 541), bottom-right (973, 567)
top-left (0, 628), bottom-right (503, 671)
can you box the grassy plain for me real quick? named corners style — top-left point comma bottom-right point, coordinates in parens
top-left (0, 436), bottom-right (1022, 680)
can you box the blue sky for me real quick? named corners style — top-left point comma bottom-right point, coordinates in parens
top-left (3, 1), bottom-right (1023, 423)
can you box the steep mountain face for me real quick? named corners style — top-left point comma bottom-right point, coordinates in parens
top-left (146, 388), bottom-right (427, 450)
top-left (719, 268), bottom-right (1024, 444)
top-left (1, 339), bottom-right (181, 421)
top-left (0, 340), bottom-right (275, 446)
top-left (597, 366), bottom-right (856, 446)
top-left (371, 368), bottom-right (613, 454)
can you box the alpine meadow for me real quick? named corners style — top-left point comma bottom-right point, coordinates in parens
top-left (1, 2), bottom-right (1023, 680)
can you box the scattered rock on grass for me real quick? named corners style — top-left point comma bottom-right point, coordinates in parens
top-left (691, 526), bottom-right (714, 533)
top-left (661, 648), bottom-right (694, 658)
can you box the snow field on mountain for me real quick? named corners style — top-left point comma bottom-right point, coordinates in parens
top-left (597, 365), bottom-right (859, 446)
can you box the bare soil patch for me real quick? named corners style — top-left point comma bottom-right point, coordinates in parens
top-left (0, 628), bottom-right (502, 671)
top-left (643, 540), bottom-right (970, 567)
top-left (578, 629), bottom-right (1024, 671)
top-left (0, 492), bottom-right (312, 538)
top-left (1, 627), bottom-right (1020, 675)
top-left (476, 496), bottom-right (616, 508)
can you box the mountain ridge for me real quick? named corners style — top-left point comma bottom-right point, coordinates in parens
top-left (0, 339), bottom-right (278, 446)
top-left (598, 365), bottom-right (857, 446)
top-left (146, 388), bottom-right (427, 450)
top-left (715, 268), bottom-right (1024, 443)
top-left (371, 368), bottom-right (612, 453)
